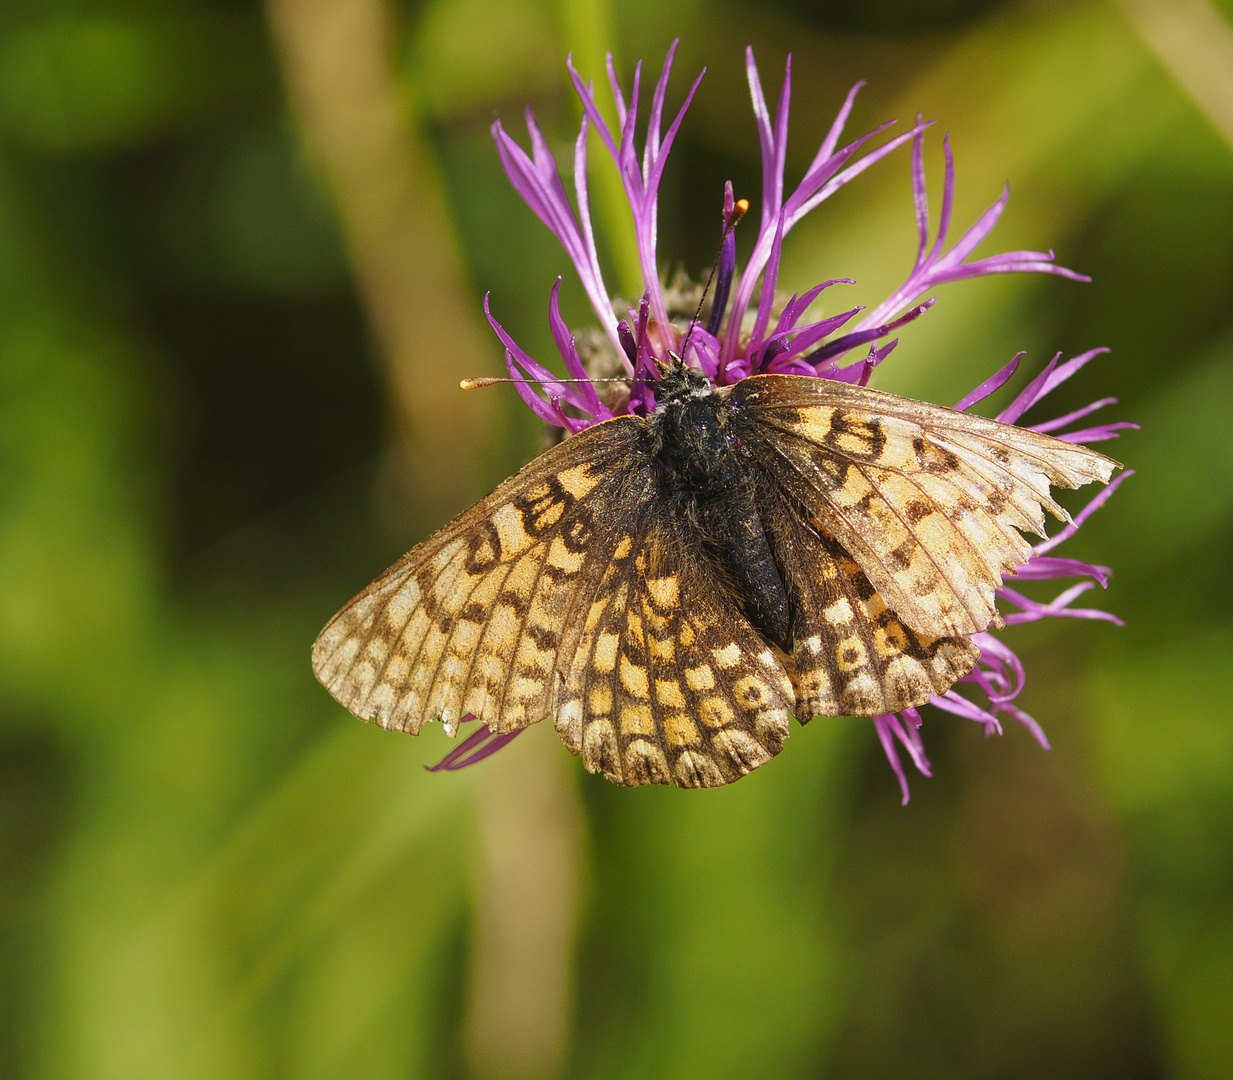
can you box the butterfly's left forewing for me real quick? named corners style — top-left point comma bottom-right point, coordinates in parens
top-left (313, 418), bottom-right (648, 737)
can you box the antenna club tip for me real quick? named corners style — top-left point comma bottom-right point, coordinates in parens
top-left (728, 198), bottom-right (750, 228)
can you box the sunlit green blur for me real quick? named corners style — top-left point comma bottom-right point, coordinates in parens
top-left (1, 0), bottom-right (1230, 1076)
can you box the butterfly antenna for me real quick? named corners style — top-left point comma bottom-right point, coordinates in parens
top-left (679, 196), bottom-right (749, 364)
top-left (459, 376), bottom-right (651, 390)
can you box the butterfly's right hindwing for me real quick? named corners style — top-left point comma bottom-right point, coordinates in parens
top-left (757, 488), bottom-right (979, 718)
top-left (314, 413), bottom-right (799, 788)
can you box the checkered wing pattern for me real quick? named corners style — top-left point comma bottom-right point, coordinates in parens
top-left (313, 418), bottom-right (648, 739)
top-left (313, 416), bottom-right (797, 789)
top-left (316, 372), bottom-right (1118, 788)
top-left (734, 375), bottom-right (1119, 639)
top-left (757, 488), bottom-right (980, 719)
top-left (552, 515), bottom-right (795, 788)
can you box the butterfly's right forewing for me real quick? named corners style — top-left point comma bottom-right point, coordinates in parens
top-left (735, 375), bottom-right (1118, 639)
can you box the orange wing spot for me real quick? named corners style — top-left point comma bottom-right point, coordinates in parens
top-left (619, 654), bottom-right (650, 698)
top-left (655, 679), bottom-right (686, 708)
top-left (664, 712), bottom-right (699, 747)
top-left (699, 696), bottom-right (735, 729)
top-left (618, 704), bottom-right (655, 738)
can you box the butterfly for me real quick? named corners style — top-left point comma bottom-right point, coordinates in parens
top-left (313, 363), bottom-right (1118, 788)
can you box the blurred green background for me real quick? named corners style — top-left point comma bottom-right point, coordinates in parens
top-left (1, 0), bottom-right (1231, 1076)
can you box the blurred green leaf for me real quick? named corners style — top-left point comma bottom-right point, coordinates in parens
top-left (0, 14), bottom-right (230, 152)
top-left (411, 0), bottom-right (561, 118)
top-left (208, 127), bottom-right (350, 296)
top-left (1095, 630), bottom-right (1233, 816)
top-left (1103, 344), bottom-right (1233, 568)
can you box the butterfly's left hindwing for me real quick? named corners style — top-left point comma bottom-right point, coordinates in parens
top-left (552, 513), bottom-right (795, 788)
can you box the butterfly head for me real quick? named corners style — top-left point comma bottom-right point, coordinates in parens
top-left (654, 353), bottom-right (715, 408)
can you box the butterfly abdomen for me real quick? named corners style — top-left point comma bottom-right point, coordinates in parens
top-left (704, 503), bottom-right (793, 651)
top-left (649, 383), bottom-right (793, 651)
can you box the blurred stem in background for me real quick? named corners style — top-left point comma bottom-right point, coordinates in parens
top-left (464, 728), bottom-right (584, 1080)
top-left (1115, 0), bottom-right (1233, 151)
top-left (265, 0), bottom-right (584, 1075)
top-left (266, 0), bottom-right (493, 526)
top-left (556, 0), bottom-right (644, 299)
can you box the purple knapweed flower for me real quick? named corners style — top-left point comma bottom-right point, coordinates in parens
top-left (434, 42), bottom-right (1133, 800)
